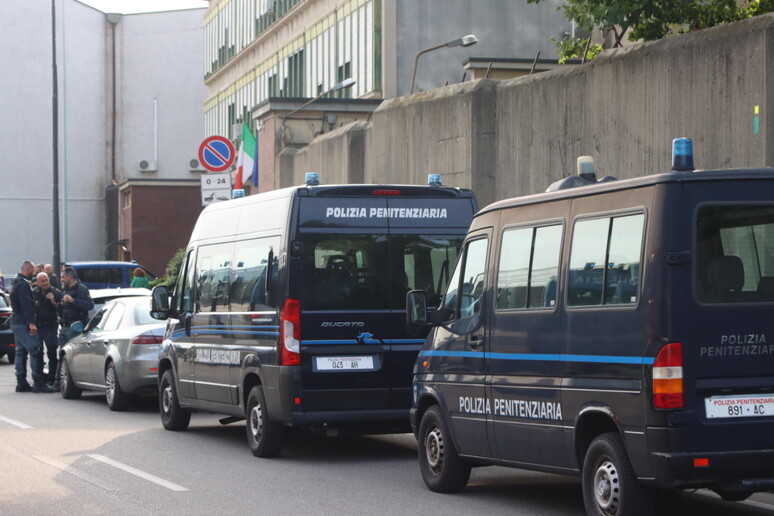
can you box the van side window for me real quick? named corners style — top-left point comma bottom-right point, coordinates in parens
top-left (568, 213), bottom-right (644, 307)
top-left (497, 224), bottom-right (563, 310)
top-left (197, 243), bottom-right (234, 312)
top-left (230, 237), bottom-right (280, 311)
top-left (443, 237), bottom-right (488, 321)
top-left (173, 250), bottom-right (195, 313)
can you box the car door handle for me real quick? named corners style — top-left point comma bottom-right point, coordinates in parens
top-left (469, 334), bottom-right (484, 349)
top-left (103, 340), bottom-right (109, 345)
top-left (86, 340), bottom-right (93, 346)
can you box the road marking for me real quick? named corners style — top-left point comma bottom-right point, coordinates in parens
top-left (88, 454), bottom-right (189, 492)
top-left (0, 414), bottom-right (33, 429)
top-left (34, 455), bottom-right (115, 491)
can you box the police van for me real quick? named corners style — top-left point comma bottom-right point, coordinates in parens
top-left (150, 174), bottom-right (477, 457)
top-left (406, 140), bottom-right (774, 514)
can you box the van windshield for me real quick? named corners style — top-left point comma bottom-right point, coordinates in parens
top-left (696, 205), bottom-right (774, 303)
top-left (296, 233), bottom-right (462, 310)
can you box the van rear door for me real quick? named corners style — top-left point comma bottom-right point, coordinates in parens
top-left (679, 180), bottom-right (774, 452)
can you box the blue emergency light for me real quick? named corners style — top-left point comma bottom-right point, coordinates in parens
top-left (672, 138), bottom-right (694, 172)
top-left (305, 172), bottom-right (320, 185)
top-left (427, 174), bottom-right (442, 186)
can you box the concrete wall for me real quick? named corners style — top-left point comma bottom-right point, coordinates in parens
top-left (283, 121), bottom-right (369, 186)
top-left (283, 14), bottom-right (773, 210)
top-left (496, 13), bottom-right (774, 199)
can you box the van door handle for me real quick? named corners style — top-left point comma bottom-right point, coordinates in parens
top-left (103, 340), bottom-right (110, 346)
top-left (469, 334), bottom-right (484, 350)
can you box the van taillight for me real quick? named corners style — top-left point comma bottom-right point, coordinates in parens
top-left (653, 342), bottom-right (684, 409)
top-left (280, 298), bottom-right (301, 366)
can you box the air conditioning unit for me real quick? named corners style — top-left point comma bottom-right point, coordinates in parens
top-left (189, 158), bottom-right (205, 172)
top-left (138, 159), bottom-right (157, 172)
top-left (260, 0), bottom-right (275, 16)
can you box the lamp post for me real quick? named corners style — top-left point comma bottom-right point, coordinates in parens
top-left (409, 34), bottom-right (478, 95)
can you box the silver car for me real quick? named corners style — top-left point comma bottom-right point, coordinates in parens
top-left (59, 295), bottom-right (164, 411)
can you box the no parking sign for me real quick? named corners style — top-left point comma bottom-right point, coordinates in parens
top-left (198, 136), bottom-right (236, 172)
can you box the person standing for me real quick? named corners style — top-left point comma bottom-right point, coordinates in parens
top-left (9, 261), bottom-right (55, 393)
top-left (130, 267), bottom-right (150, 289)
top-left (44, 263), bottom-right (59, 290)
top-left (52, 267), bottom-right (94, 388)
top-left (32, 272), bottom-right (62, 385)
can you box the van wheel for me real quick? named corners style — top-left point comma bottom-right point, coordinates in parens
top-left (245, 385), bottom-right (285, 457)
top-left (713, 488), bottom-right (752, 502)
top-left (417, 405), bottom-right (471, 492)
top-left (60, 359), bottom-right (82, 399)
top-left (105, 362), bottom-right (130, 411)
top-left (7, 349), bottom-right (15, 364)
top-left (159, 370), bottom-right (190, 431)
top-left (582, 432), bottom-right (654, 516)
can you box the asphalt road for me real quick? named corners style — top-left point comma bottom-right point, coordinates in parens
top-left (2, 357), bottom-right (774, 516)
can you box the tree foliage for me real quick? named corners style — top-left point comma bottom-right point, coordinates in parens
top-left (150, 248), bottom-right (186, 288)
top-left (530, 0), bottom-right (774, 62)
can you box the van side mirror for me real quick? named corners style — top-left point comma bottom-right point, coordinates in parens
top-left (151, 285), bottom-right (170, 320)
top-left (406, 290), bottom-right (428, 326)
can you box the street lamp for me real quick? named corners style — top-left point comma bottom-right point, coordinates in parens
top-left (410, 34), bottom-right (478, 95)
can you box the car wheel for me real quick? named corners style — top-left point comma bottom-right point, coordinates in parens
top-left (582, 432), bottom-right (654, 516)
top-left (245, 385), bottom-right (285, 457)
top-left (159, 370), bottom-right (190, 431)
top-left (417, 405), bottom-right (471, 492)
top-left (60, 358), bottom-right (82, 400)
top-left (7, 349), bottom-right (15, 364)
top-left (105, 361), bottom-right (130, 411)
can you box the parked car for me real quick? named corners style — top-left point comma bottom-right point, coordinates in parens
top-left (67, 261), bottom-right (155, 289)
top-left (0, 293), bottom-right (14, 364)
top-left (59, 295), bottom-right (164, 411)
top-left (89, 287), bottom-right (151, 319)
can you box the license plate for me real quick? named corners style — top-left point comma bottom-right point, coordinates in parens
top-left (315, 356), bottom-right (374, 371)
top-left (705, 393), bottom-right (774, 419)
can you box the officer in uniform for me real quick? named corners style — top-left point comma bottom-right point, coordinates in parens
top-left (10, 261), bottom-right (56, 393)
top-left (33, 272), bottom-right (62, 385)
top-left (52, 267), bottom-right (94, 388)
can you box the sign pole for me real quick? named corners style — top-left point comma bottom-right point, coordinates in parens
top-left (51, 0), bottom-right (61, 270)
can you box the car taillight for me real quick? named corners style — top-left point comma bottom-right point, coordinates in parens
top-left (653, 342), bottom-right (683, 409)
top-left (279, 298), bottom-right (301, 366)
top-left (131, 333), bottom-right (163, 345)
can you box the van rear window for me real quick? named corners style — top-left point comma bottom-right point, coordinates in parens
top-left (696, 205), bottom-right (774, 303)
top-left (296, 233), bottom-right (462, 310)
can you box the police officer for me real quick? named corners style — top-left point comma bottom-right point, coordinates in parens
top-left (10, 261), bottom-right (56, 393)
top-left (52, 267), bottom-right (93, 388)
top-left (33, 272), bottom-right (62, 385)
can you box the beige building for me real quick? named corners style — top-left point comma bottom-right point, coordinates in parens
top-left (202, 0), bottom-right (569, 191)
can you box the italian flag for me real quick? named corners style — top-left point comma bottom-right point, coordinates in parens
top-left (235, 123), bottom-right (258, 189)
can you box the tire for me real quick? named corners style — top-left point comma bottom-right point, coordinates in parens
top-left (245, 385), bottom-right (286, 457)
top-left (60, 358), bottom-right (82, 400)
top-left (417, 405), bottom-right (471, 493)
top-left (105, 361), bottom-right (130, 411)
top-left (159, 370), bottom-right (191, 431)
top-left (582, 432), bottom-right (654, 516)
top-left (7, 349), bottom-right (15, 364)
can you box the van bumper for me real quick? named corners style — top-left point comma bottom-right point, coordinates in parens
top-left (650, 448), bottom-right (774, 491)
top-left (261, 364), bottom-right (410, 430)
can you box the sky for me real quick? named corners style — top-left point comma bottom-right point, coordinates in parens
top-left (78, 0), bottom-right (208, 14)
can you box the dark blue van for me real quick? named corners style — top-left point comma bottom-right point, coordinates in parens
top-left (68, 261), bottom-right (155, 289)
top-left (407, 140), bottom-right (774, 514)
top-left (150, 175), bottom-right (477, 457)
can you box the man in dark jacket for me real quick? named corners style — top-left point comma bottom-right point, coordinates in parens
top-left (33, 272), bottom-right (62, 385)
top-left (52, 267), bottom-right (94, 388)
top-left (10, 261), bottom-right (56, 393)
